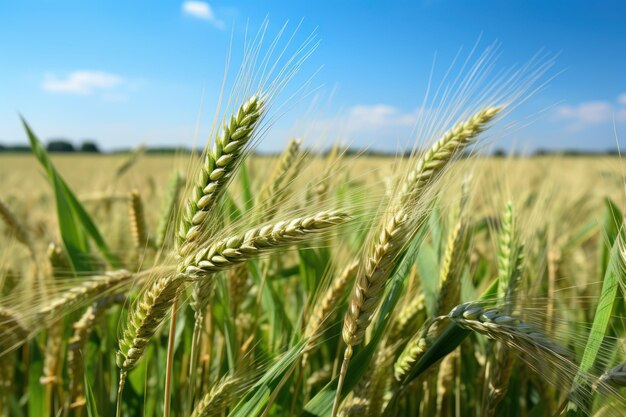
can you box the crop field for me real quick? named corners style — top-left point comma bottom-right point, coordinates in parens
top-left (1, 19), bottom-right (626, 417)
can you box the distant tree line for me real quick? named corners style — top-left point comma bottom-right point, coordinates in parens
top-left (0, 140), bottom-right (621, 156)
top-left (0, 138), bottom-right (101, 153)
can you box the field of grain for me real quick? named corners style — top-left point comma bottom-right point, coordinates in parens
top-left (0, 25), bottom-right (625, 417)
top-left (1, 141), bottom-right (625, 417)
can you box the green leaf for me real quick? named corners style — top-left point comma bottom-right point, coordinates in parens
top-left (21, 117), bottom-right (119, 272)
top-left (85, 374), bottom-right (102, 417)
top-left (566, 229), bottom-right (623, 416)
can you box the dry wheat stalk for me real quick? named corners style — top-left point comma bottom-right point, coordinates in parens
top-left (40, 323), bottom-right (63, 386)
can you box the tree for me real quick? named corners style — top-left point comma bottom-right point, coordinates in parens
top-left (46, 139), bottom-right (75, 153)
top-left (80, 141), bottom-right (100, 153)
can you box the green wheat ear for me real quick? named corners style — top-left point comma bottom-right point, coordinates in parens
top-left (178, 95), bottom-right (265, 258)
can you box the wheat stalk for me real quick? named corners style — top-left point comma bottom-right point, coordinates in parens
top-left (68, 295), bottom-right (124, 409)
top-left (333, 107), bottom-right (501, 416)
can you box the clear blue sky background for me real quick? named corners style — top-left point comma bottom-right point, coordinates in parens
top-left (1, 0), bottom-right (625, 152)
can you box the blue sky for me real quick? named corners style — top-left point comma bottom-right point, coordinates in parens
top-left (1, 0), bottom-right (625, 152)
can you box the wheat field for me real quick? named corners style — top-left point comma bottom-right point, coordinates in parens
top-left (0, 29), bottom-right (625, 417)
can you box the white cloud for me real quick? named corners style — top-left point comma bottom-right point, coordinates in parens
top-left (346, 104), bottom-right (419, 130)
top-left (618, 93), bottom-right (626, 105)
top-left (42, 71), bottom-right (123, 95)
top-left (182, 1), bottom-right (224, 29)
top-left (555, 99), bottom-right (626, 132)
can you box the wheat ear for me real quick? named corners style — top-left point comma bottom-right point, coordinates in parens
top-left (394, 318), bottom-right (443, 381)
top-left (37, 270), bottom-right (133, 322)
top-left (128, 189), bottom-right (151, 251)
top-left (155, 172), bottom-right (184, 249)
top-left (182, 210), bottom-right (351, 276)
top-left (0, 198), bottom-right (35, 257)
top-left (389, 292), bottom-right (426, 340)
top-left (116, 273), bottom-right (185, 372)
top-left (596, 362), bottom-right (626, 391)
top-left (255, 138), bottom-right (303, 223)
top-left (304, 260), bottom-right (359, 349)
top-left (178, 95), bottom-right (265, 258)
top-left (448, 302), bottom-right (572, 360)
top-left (177, 95), bottom-right (265, 415)
top-left (483, 202), bottom-right (524, 417)
top-left (0, 307), bottom-right (29, 353)
top-left (333, 107), bottom-right (501, 417)
top-left (190, 375), bottom-right (239, 417)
